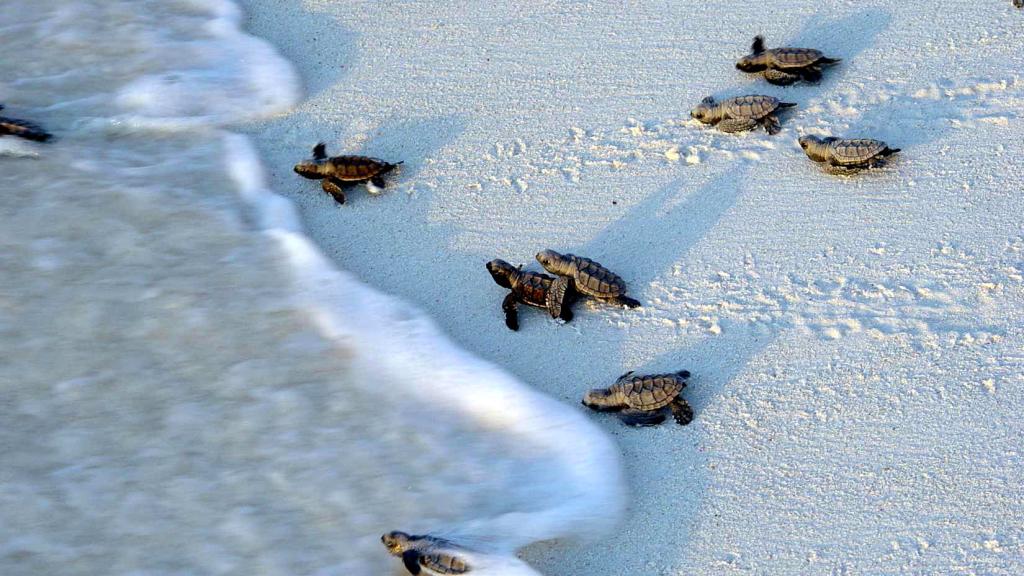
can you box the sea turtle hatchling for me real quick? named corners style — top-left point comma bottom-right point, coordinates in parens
top-left (0, 105), bottom-right (51, 142)
top-left (535, 249), bottom-right (641, 309)
top-left (583, 370), bottom-right (694, 426)
top-left (736, 35), bottom-right (842, 86)
top-left (798, 135), bottom-right (901, 171)
top-left (690, 95), bottom-right (797, 135)
top-left (486, 259), bottom-right (574, 331)
top-left (382, 531), bottom-right (471, 575)
top-left (293, 142), bottom-right (402, 205)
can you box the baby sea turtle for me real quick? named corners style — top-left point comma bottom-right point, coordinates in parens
top-left (0, 105), bottom-right (51, 142)
top-left (486, 259), bottom-right (574, 331)
top-left (736, 36), bottom-right (841, 86)
top-left (293, 143), bottom-right (402, 205)
top-left (690, 95), bottom-right (796, 135)
top-left (382, 531), bottom-right (471, 575)
top-left (798, 135), bottom-right (901, 171)
top-left (583, 370), bottom-right (694, 427)
top-left (1016, 0), bottom-right (1023, 8)
top-left (535, 249), bottom-right (641, 309)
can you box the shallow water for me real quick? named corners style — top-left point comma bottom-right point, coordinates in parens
top-left (0, 2), bottom-right (622, 574)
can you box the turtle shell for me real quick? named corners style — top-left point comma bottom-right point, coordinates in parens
top-left (829, 139), bottom-right (888, 165)
top-left (618, 373), bottom-right (685, 411)
top-left (768, 47), bottom-right (825, 69)
top-left (330, 155), bottom-right (392, 181)
top-left (723, 95), bottom-right (781, 120)
top-left (516, 271), bottom-right (556, 308)
top-left (570, 255), bottom-right (626, 298)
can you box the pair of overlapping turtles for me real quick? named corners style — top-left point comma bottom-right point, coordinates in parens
top-left (690, 36), bottom-right (901, 172)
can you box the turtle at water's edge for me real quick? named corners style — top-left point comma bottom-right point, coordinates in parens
top-left (535, 249), bottom-right (641, 309)
top-left (691, 95), bottom-right (796, 135)
top-left (799, 135), bottom-right (900, 171)
top-left (293, 143), bottom-right (402, 204)
top-left (382, 531), bottom-right (471, 575)
top-left (736, 35), bottom-right (841, 85)
top-left (583, 371), bottom-right (694, 426)
top-left (0, 105), bottom-right (51, 142)
top-left (486, 259), bottom-right (574, 331)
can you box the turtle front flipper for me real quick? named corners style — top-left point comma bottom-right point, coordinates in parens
top-left (763, 69), bottom-right (800, 85)
top-left (670, 398), bottom-right (694, 426)
top-left (322, 178), bottom-right (350, 204)
top-left (312, 142), bottom-right (327, 160)
top-left (420, 552), bottom-right (470, 575)
top-left (545, 276), bottom-right (573, 321)
top-left (502, 292), bottom-right (520, 331)
top-left (619, 409), bottom-right (666, 427)
top-left (716, 118), bottom-right (758, 133)
top-left (0, 118), bottom-right (52, 142)
top-left (612, 295), bottom-right (642, 309)
top-left (761, 115), bottom-right (783, 135)
top-left (400, 550), bottom-right (424, 574)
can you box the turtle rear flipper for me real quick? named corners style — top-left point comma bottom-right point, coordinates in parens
top-left (818, 57), bottom-right (842, 65)
top-left (762, 115), bottom-right (782, 135)
top-left (502, 293), bottom-right (520, 331)
top-left (0, 118), bottom-right (51, 142)
top-left (614, 295), bottom-right (641, 308)
top-left (620, 409), bottom-right (666, 427)
top-left (368, 175), bottom-right (386, 193)
top-left (881, 147), bottom-right (901, 156)
top-left (799, 67), bottom-right (823, 82)
top-left (545, 276), bottom-right (572, 320)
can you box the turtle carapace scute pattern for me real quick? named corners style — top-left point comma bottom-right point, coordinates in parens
top-left (0, 105), bottom-right (51, 142)
top-left (799, 135), bottom-right (900, 170)
top-left (535, 249), bottom-right (641, 309)
top-left (382, 531), bottom-right (471, 575)
top-left (486, 259), bottom-right (575, 331)
top-left (736, 35), bottom-right (841, 85)
top-left (690, 95), bottom-right (797, 135)
top-left (293, 142), bottom-right (402, 205)
top-left (583, 370), bottom-right (694, 426)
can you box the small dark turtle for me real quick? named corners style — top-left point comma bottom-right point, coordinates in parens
top-left (0, 105), bottom-right (51, 142)
top-left (293, 142), bottom-right (402, 205)
top-left (486, 259), bottom-right (574, 331)
top-left (583, 370), bottom-right (694, 426)
top-left (690, 95), bottom-right (796, 135)
top-left (382, 531), bottom-right (471, 575)
top-left (736, 35), bottom-right (841, 86)
top-left (1016, 0), bottom-right (1023, 8)
top-left (799, 135), bottom-right (900, 171)
top-left (535, 249), bottom-right (641, 309)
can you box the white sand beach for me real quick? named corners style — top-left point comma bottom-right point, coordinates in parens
top-left (2, 0), bottom-right (1022, 575)
top-left (237, 0), bottom-right (1024, 573)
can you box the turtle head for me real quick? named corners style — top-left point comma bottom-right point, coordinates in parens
top-left (486, 259), bottom-right (517, 288)
top-left (798, 135), bottom-right (830, 161)
top-left (582, 388), bottom-right (618, 411)
top-left (689, 97), bottom-right (717, 123)
top-left (535, 249), bottom-right (564, 273)
top-left (293, 143), bottom-right (330, 179)
top-left (381, 531), bottom-right (411, 556)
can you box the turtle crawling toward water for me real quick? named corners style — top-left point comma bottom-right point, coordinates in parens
top-left (382, 531), bottom-right (471, 575)
top-left (293, 143), bottom-right (402, 205)
top-left (1015, 0), bottom-right (1023, 8)
top-left (0, 105), bottom-right (51, 142)
top-left (690, 95), bottom-right (796, 135)
top-left (799, 135), bottom-right (900, 171)
top-left (583, 370), bottom-right (694, 426)
top-left (486, 259), bottom-right (574, 331)
top-left (736, 36), bottom-right (841, 85)
top-left (535, 249), bottom-right (641, 309)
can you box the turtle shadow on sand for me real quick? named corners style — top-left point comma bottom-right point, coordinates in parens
top-left (522, 321), bottom-right (777, 576)
top-left (785, 8), bottom-right (892, 83)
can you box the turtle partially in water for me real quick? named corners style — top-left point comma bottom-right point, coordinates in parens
top-left (487, 259), bottom-right (574, 331)
top-left (690, 95), bottom-right (797, 135)
top-left (0, 105), bottom-right (51, 142)
top-left (736, 36), bottom-right (841, 85)
top-left (535, 250), bottom-right (641, 309)
top-left (382, 531), bottom-right (471, 575)
top-left (583, 370), bottom-right (694, 426)
top-left (293, 143), bottom-right (402, 205)
top-left (798, 135), bottom-right (900, 171)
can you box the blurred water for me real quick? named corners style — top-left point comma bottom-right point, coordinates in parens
top-left (0, 1), bottom-right (623, 574)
